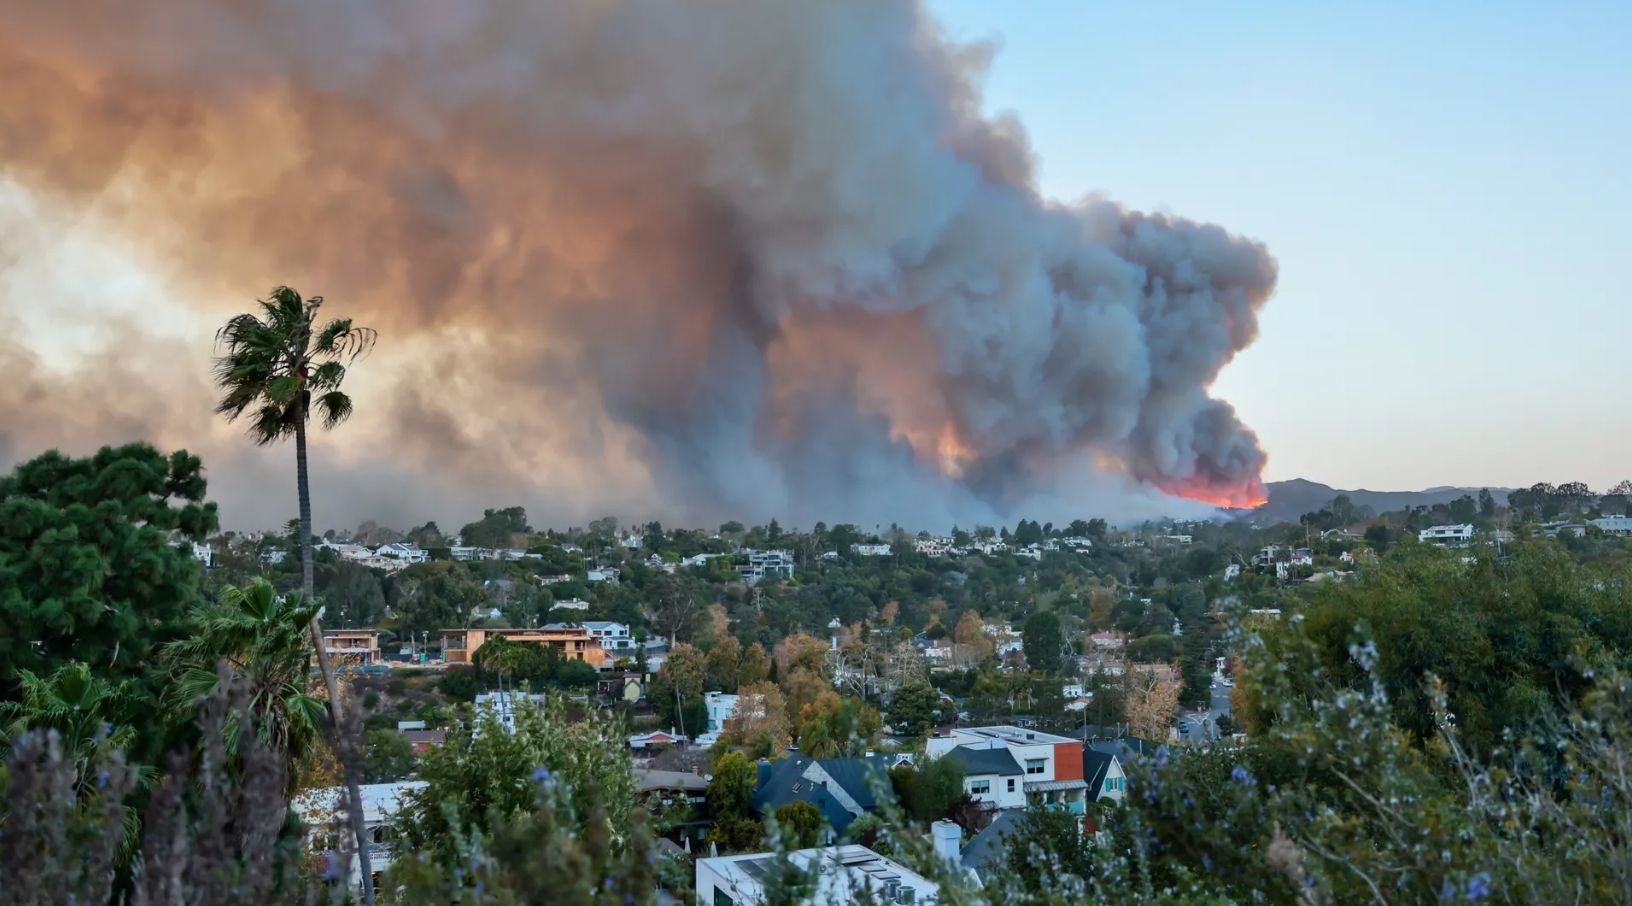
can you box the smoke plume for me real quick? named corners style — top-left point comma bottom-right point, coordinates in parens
top-left (0, 1), bottom-right (1276, 529)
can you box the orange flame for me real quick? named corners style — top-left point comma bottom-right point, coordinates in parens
top-left (1161, 478), bottom-right (1267, 510)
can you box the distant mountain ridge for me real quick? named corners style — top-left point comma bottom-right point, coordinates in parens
top-left (1245, 478), bottom-right (1513, 524)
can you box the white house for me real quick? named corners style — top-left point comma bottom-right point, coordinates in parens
top-left (259, 548), bottom-right (289, 566)
top-left (628, 729), bottom-right (688, 750)
top-left (1418, 524), bottom-right (1474, 547)
top-left (583, 621), bottom-right (638, 656)
top-left (704, 691), bottom-right (741, 732)
top-left (586, 567), bottom-right (620, 583)
top-left (739, 549), bottom-right (795, 583)
top-left (551, 597), bottom-right (590, 612)
top-left (293, 780), bottom-right (426, 891)
top-left (914, 537), bottom-right (953, 557)
top-left (853, 543), bottom-right (893, 556)
top-left (942, 747), bottom-right (1027, 810)
top-left (697, 845), bottom-right (939, 906)
top-left (621, 534), bottom-right (645, 550)
top-left (473, 691), bottom-right (545, 735)
top-left (375, 542), bottom-right (429, 564)
top-left (926, 726), bottom-right (1089, 814)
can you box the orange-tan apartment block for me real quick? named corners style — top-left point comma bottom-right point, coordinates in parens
top-left (439, 626), bottom-right (608, 669)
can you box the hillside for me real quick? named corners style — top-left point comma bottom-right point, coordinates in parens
top-left (1245, 478), bottom-right (1512, 525)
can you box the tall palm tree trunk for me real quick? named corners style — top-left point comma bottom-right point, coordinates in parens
top-left (297, 417), bottom-right (376, 904)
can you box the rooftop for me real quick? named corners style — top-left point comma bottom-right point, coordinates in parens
top-left (948, 725), bottom-right (1078, 746)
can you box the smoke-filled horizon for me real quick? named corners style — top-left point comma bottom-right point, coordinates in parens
top-left (0, 0), bottom-right (1276, 532)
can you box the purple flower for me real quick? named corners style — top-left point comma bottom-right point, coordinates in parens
top-left (1466, 872), bottom-right (1492, 900)
top-left (1155, 746), bottom-right (1171, 769)
top-left (1230, 766), bottom-right (1255, 786)
top-left (532, 765), bottom-right (557, 791)
top-left (322, 851), bottom-right (341, 882)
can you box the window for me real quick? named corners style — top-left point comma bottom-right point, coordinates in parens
top-left (969, 779), bottom-right (991, 795)
top-left (713, 889), bottom-right (737, 906)
top-left (1025, 758), bottom-right (1046, 775)
top-left (1007, 778), bottom-right (1016, 793)
top-left (1104, 778), bottom-right (1114, 793)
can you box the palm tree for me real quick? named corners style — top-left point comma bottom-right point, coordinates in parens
top-left (165, 579), bottom-right (328, 775)
top-left (213, 286), bottom-right (378, 902)
top-left (0, 662), bottom-right (139, 775)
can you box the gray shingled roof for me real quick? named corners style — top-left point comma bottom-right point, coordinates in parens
top-left (960, 809), bottom-right (1024, 879)
top-left (945, 746), bottom-right (1024, 777)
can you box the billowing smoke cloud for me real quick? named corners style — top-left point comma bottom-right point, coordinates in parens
top-left (0, 0), bottom-right (1276, 530)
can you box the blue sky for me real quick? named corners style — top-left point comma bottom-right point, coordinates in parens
top-left (929, 0), bottom-right (1632, 491)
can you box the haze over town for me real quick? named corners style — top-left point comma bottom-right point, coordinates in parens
top-left (3, 3), bottom-right (1631, 905)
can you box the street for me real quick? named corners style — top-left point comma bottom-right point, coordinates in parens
top-left (1176, 675), bottom-right (1234, 745)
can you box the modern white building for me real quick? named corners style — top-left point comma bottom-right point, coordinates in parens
top-left (739, 549), bottom-right (795, 583)
top-left (705, 691), bottom-right (741, 733)
top-left (853, 543), bottom-right (893, 556)
top-left (473, 691), bottom-right (545, 735)
top-left (583, 621), bottom-right (638, 657)
top-left (1419, 524), bottom-right (1474, 547)
top-left (697, 845), bottom-right (939, 905)
top-left (926, 726), bottom-right (1089, 814)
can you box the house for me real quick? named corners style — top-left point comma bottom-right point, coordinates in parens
top-left (914, 537), bottom-right (952, 557)
top-left (681, 553), bottom-right (720, 568)
top-left (1419, 524), bottom-right (1474, 547)
top-left (853, 543), bottom-right (893, 556)
top-left (942, 747), bottom-right (1026, 810)
top-left (551, 597), bottom-right (591, 612)
top-left (750, 754), bottom-right (904, 839)
top-left (583, 621), bottom-right (639, 656)
top-left (955, 810), bottom-right (1024, 886)
top-left (401, 728), bottom-right (447, 752)
top-left (293, 780), bottom-right (425, 891)
top-left (542, 621), bottom-right (635, 666)
top-left (1291, 548), bottom-right (1314, 566)
top-left (697, 844), bottom-right (939, 906)
top-left (322, 629), bottom-right (383, 665)
top-left (1223, 563), bottom-right (1241, 581)
top-left (635, 767), bottom-right (707, 810)
top-left (375, 542), bottom-right (429, 564)
top-left (925, 726), bottom-right (1089, 814)
top-left (1592, 515), bottom-right (1632, 536)
top-left (739, 549), bottom-right (795, 583)
top-left (705, 691), bottom-right (741, 733)
top-left (628, 730), bottom-right (689, 751)
top-left (439, 626), bottom-right (608, 668)
top-left (1088, 631), bottom-right (1126, 651)
top-left (259, 548), bottom-right (289, 566)
top-left (586, 567), bottom-right (620, 583)
top-left (621, 534), bottom-right (645, 550)
top-left (1082, 749), bottom-right (1127, 803)
top-left (473, 690), bottom-right (545, 734)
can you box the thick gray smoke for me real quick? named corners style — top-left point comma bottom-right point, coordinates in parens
top-left (0, 0), bottom-right (1276, 529)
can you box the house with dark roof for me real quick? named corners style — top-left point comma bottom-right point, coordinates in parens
top-left (1081, 748), bottom-right (1126, 803)
top-left (943, 745), bottom-right (1026, 810)
top-left (957, 809), bottom-right (1025, 885)
top-left (750, 753), bottom-right (905, 840)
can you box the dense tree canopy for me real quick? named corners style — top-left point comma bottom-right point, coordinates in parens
top-left (0, 445), bottom-right (216, 699)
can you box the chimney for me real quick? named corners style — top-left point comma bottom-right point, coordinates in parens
top-left (930, 821), bottom-right (962, 864)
